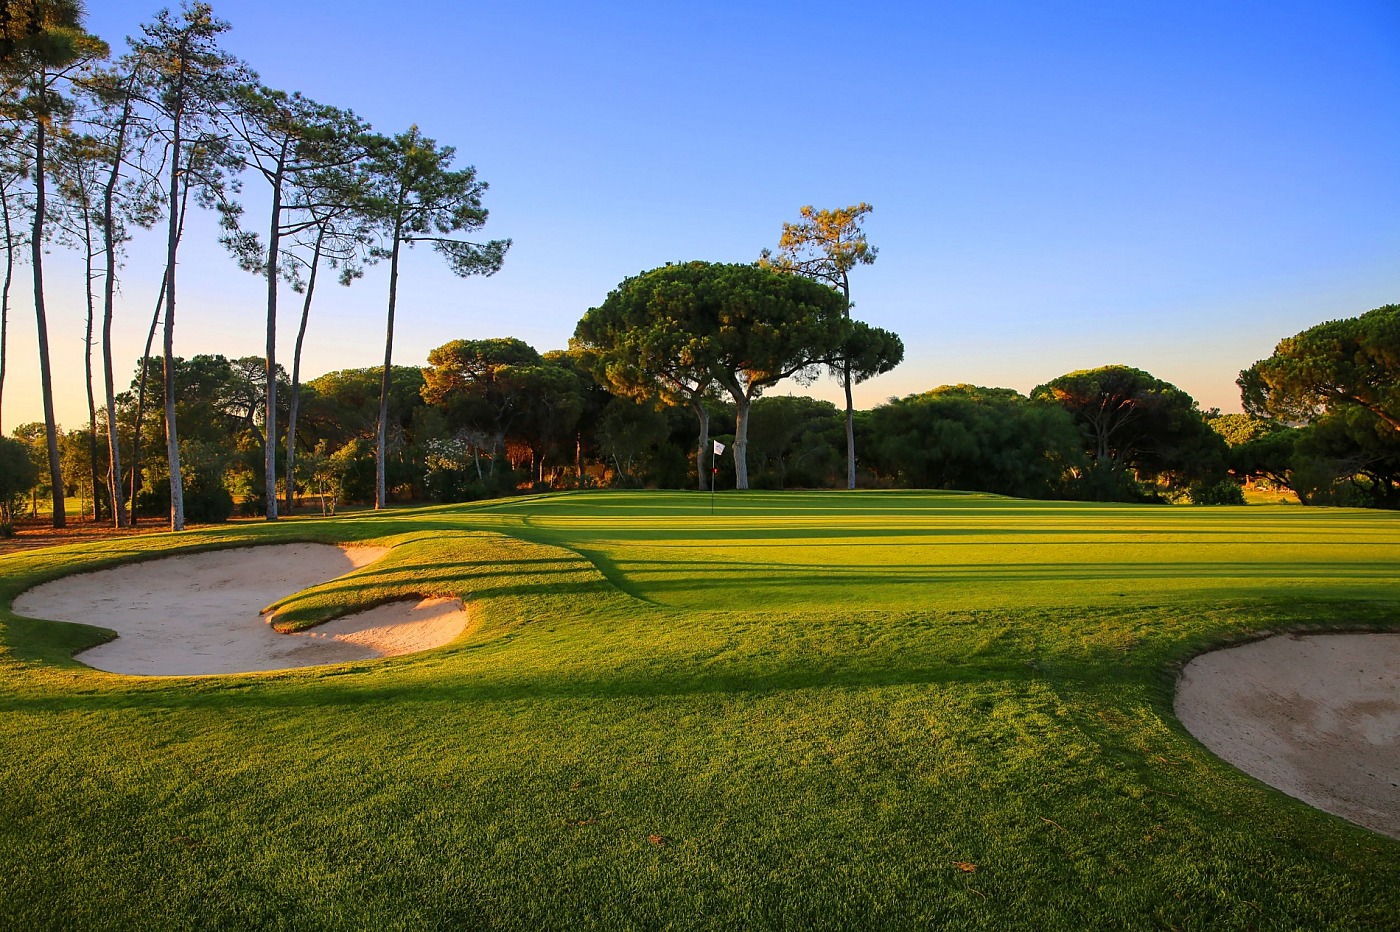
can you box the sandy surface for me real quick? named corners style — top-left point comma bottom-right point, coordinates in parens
top-left (1175, 633), bottom-right (1400, 839)
top-left (11, 543), bottom-right (469, 676)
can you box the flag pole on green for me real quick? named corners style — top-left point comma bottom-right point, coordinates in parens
top-left (711, 440), bottom-right (725, 515)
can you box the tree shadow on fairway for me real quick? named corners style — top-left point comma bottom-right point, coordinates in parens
top-left (1, 602), bottom-right (1231, 717)
top-left (570, 557), bottom-right (1400, 603)
top-left (1, 650), bottom-right (1058, 714)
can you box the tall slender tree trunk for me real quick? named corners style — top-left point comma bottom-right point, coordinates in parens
top-left (843, 359), bottom-right (856, 490)
top-left (101, 91), bottom-right (134, 528)
top-left (375, 219), bottom-right (403, 510)
top-left (0, 180), bottom-right (14, 434)
top-left (83, 236), bottom-right (101, 521)
top-left (31, 113), bottom-right (65, 528)
top-left (692, 397), bottom-right (710, 492)
top-left (262, 156), bottom-right (284, 520)
top-left (285, 228), bottom-right (324, 515)
top-left (129, 283), bottom-right (163, 525)
top-left (76, 192), bottom-right (102, 521)
top-left (841, 272), bottom-right (856, 490)
top-left (163, 82), bottom-right (187, 532)
top-left (732, 393), bottom-right (751, 490)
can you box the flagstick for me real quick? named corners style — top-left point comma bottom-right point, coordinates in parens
top-left (710, 440), bottom-right (725, 516)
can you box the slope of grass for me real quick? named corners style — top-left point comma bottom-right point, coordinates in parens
top-left (1, 490), bottom-right (1397, 930)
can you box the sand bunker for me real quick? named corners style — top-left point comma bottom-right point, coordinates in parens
top-left (11, 543), bottom-right (469, 676)
top-left (1175, 633), bottom-right (1400, 839)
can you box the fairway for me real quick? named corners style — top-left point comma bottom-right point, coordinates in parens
top-left (2, 491), bottom-right (1398, 930)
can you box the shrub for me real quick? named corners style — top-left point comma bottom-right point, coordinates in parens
top-left (134, 479), bottom-right (234, 523)
top-left (1187, 480), bottom-right (1246, 505)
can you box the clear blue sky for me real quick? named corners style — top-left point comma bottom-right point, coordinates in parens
top-left (6, 0), bottom-right (1400, 432)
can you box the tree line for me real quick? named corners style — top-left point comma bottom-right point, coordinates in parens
top-left (0, 1), bottom-right (507, 530)
top-left (5, 292), bottom-right (1394, 526)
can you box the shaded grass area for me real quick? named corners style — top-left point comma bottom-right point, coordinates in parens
top-left (0, 491), bottom-right (1397, 929)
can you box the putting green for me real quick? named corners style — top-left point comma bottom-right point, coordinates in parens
top-left (475, 490), bottom-right (1400, 610)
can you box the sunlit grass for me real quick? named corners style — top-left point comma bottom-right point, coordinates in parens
top-left (1, 490), bottom-right (1396, 930)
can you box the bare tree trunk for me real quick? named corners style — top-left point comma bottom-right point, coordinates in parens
top-left (732, 393), bottom-right (751, 490)
top-left (163, 91), bottom-right (186, 532)
top-left (101, 72), bottom-right (137, 528)
top-left (841, 273), bottom-right (856, 490)
top-left (31, 114), bottom-right (65, 528)
top-left (692, 397), bottom-right (710, 492)
top-left (375, 225), bottom-right (402, 510)
top-left (262, 157), bottom-right (284, 520)
top-left (0, 179), bottom-right (13, 434)
top-left (83, 221), bottom-right (102, 521)
top-left (129, 282), bottom-right (164, 526)
top-left (843, 359), bottom-right (856, 490)
top-left (101, 251), bottom-right (127, 526)
top-left (285, 228), bottom-right (323, 516)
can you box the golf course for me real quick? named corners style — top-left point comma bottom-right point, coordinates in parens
top-left (1, 490), bottom-right (1397, 929)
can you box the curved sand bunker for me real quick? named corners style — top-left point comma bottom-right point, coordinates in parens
top-left (1175, 633), bottom-right (1400, 839)
top-left (12, 543), bottom-right (468, 676)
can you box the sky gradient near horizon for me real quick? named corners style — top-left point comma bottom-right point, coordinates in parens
top-left (4, 0), bottom-right (1399, 433)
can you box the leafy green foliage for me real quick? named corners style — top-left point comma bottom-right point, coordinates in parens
top-left (594, 396), bottom-right (674, 486)
top-left (1291, 406), bottom-right (1400, 508)
top-left (1033, 365), bottom-right (1226, 499)
top-left (867, 386), bottom-right (1085, 498)
top-left (1186, 479), bottom-right (1247, 505)
top-left (1241, 303), bottom-right (1400, 431)
top-left (297, 366), bottom-right (426, 502)
top-left (746, 395), bottom-right (844, 488)
top-left (421, 338), bottom-right (585, 485)
top-left (576, 261), bottom-right (850, 490)
top-left (0, 434), bottom-right (37, 521)
top-left (1239, 306), bottom-right (1400, 508)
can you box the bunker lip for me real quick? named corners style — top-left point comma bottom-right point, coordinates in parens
top-left (1174, 632), bottom-right (1400, 840)
top-left (10, 543), bottom-right (468, 677)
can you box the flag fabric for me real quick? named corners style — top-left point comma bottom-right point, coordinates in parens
top-left (713, 440), bottom-right (726, 455)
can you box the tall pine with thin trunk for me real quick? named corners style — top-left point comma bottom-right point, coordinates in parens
top-left (222, 86), bottom-right (368, 519)
top-left (761, 204), bottom-right (878, 490)
top-left (0, 0), bottom-right (107, 527)
top-left (361, 126), bottom-right (508, 509)
top-left (130, 3), bottom-right (247, 530)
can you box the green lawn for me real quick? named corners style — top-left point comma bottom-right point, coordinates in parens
top-left (2, 490), bottom-right (1397, 930)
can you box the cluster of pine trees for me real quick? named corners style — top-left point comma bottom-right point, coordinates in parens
top-left (0, 1), bottom-right (507, 530)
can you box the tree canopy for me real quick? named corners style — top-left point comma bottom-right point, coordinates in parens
top-left (1240, 303), bottom-right (1400, 432)
top-left (1032, 365), bottom-right (1225, 498)
top-left (760, 203), bottom-right (886, 489)
top-left (575, 261), bottom-right (850, 490)
top-left (868, 385), bottom-right (1084, 499)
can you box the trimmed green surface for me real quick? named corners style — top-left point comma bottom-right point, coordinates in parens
top-left (1, 490), bottom-right (1397, 930)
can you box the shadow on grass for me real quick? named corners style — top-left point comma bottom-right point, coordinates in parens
top-left (1, 651), bottom-right (1061, 715)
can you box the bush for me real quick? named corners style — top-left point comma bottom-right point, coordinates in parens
top-left (425, 465), bottom-right (520, 504)
top-left (133, 479), bottom-right (234, 523)
top-left (186, 486), bottom-right (235, 523)
top-left (1187, 480), bottom-right (1246, 505)
top-left (237, 486), bottom-right (267, 517)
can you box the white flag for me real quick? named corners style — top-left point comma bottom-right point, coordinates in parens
top-left (713, 440), bottom-right (726, 455)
